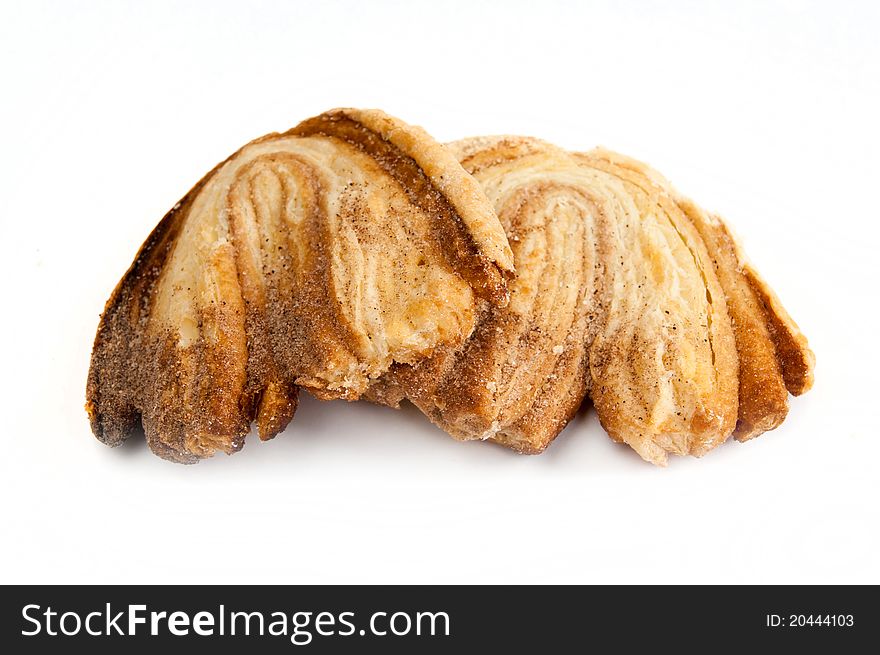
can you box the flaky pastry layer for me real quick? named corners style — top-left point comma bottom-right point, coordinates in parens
top-left (369, 137), bottom-right (814, 465)
top-left (86, 109), bottom-right (513, 463)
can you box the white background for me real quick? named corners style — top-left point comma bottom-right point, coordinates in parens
top-left (2, 0), bottom-right (878, 584)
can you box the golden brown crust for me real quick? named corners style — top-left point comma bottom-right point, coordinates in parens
top-left (369, 137), bottom-right (600, 453)
top-left (87, 112), bottom-right (814, 466)
top-left (326, 109), bottom-right (515, 285)
top-left (86, 109), bottom-right (512, 463)
top-left (743, 266), bottom-right (815, 397)
top-left (290, 111), bottom-right (514, 304)
top-left (372, 138), bottom-right (740, 463)
top-left (674, 201), bottom-right (789, 441)
top-left (595, 151), bottom-right (814, 442)
top-left (371, 137), bottom-right (813, 465)
top-left (573, 149), bottom-right (739, 464)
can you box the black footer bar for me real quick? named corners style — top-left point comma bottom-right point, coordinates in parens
top-left (2, 585), bottom-right (874, 651)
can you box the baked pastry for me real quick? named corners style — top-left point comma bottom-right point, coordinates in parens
top-left (368, 137), bottom-right (604, 452)
top-left (86, 109), bottom-right (514, 463)
top-left (369, 137), bottom-right (813, 465)
top-left (580, 148), bottom-right (813, 462)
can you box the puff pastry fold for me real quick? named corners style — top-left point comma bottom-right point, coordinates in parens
top-left (369, 137), bottom-right (813, 465)
top-left (86, 109), bottom-right (513, 463)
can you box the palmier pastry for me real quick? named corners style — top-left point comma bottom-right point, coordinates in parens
top-left (86, 109), bottom-right (514, 463)
top-left (369, 137), bottom-right (813, 465)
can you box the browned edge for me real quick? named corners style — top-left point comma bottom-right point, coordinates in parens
top-left (289, 112), bottom-right (510, 303)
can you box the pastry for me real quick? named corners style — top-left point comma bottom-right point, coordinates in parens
top-left (367, 137), bottom-right (604, 453)
top-left (85, 109), bottom-right (514, 463)
top-left (369, 137), bottom-right (813, 465)
top-left (579, 148), bottom-right (813, 461)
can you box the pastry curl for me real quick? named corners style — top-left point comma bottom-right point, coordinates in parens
top-left (86, 109), bottom-right (513, 463)
top-left (370, 137), bottom-right (813, 465)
